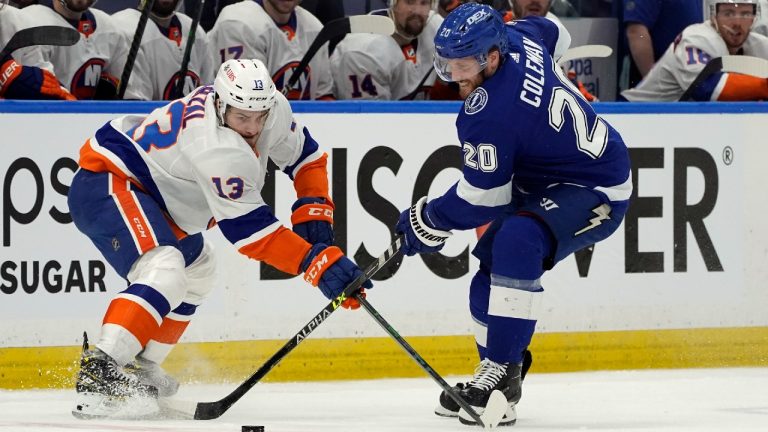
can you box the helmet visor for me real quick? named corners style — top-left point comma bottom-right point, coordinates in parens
top-left (433, 53), bottom-right (488, 82)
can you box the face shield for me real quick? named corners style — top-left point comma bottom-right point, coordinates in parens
top-left (433, 52), bottom-right (488, 82)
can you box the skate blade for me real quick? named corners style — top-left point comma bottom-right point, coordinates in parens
top-left (457, 390), bottom-right (515, 428)
top-left (72, 392), bottom-right (159, 420)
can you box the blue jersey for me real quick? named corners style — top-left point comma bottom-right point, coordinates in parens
top-left (427, 17), bottom-right (632, 231)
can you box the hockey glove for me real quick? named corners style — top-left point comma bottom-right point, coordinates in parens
top-left (291, 197), bottom-right (334, 245)
top-left (396, 196), bottom-right (452, 256)
top-left (300, 243), bottom-right (373, 310)
top-left (0, 56), bottom-right (75, 100)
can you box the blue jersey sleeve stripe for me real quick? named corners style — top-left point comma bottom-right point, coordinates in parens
top-left (594, 173), bottom-right (633, 202)
top-left (95, 124), bottom-right (171, 214)
top-left (284, 126), bottom-right (320, 180)
top-left (427, 184), bottom-right (506, 230)
top-left (217, 206), bottom-right (280, 245)
top-left (456, 177), bottom-right (513, 207)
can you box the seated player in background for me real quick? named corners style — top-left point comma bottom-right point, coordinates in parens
top-left (622, 0), bottom-right (768, 102)
top-left (330, 0), bottom-right (443, 100)
top-left (0, 0), bottom-right (74, 99)
top-left (68, 59), bottom-right (371, 419)
top-left (208, 0), bottom-right (334, 100)
top-left (112, 0), bottom-right (214, 100)
top-left (395, 4), bottom-right (630, 426)
top-left (507, 0), bottom-right (598, 101)
top-left (16, 0), bottom-right (130, 99)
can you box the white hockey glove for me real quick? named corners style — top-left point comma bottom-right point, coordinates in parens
top-left (395, 196), bottom-right (452, 256)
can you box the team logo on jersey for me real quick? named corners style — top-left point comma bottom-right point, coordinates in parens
top-left (70, 58), bottom-right (107, 99)
top-left (464, 87), bottom-right (488, 115)
top-left (273, 62), bottom-right (312, 100)
top-left (163, 71), bottom-right (201, 100)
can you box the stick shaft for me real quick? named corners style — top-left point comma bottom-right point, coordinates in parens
top-left (193, 237), bottom-right (403, 420)
top-left (171, 0), bottom-right (205, 99)
top-left (355, 295), bottom-right (486, 427)
top-left (118, 0), bottom-right (156, 99)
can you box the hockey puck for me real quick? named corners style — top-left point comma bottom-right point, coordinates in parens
top-left (242, 426), bottom-right (264, 432)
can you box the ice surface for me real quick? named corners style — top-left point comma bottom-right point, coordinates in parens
top-left (1, 367), bottom-right (766, 431)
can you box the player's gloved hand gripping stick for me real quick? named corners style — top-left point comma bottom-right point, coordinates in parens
top-left (160, 236), bottom-right (403, 420)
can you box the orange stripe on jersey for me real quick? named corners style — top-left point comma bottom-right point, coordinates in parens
top-left (111, 175), bottom-right (157, 253)
top-left (80, 139), bottom-right (126, 175)
top-left (103, 297), bottom-right (160, 347)
top-left (717, 73), bottom-right (768, 101)
top-left (238, 226), bottom-right (312, 275)
top-left (476, 222), bottom-right (490, 239)
top-left (152, 316), bottom-right (190, 344)
top-left (294, 153), bottom-right (331, 202)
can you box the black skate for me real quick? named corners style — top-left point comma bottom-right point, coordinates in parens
top-left (125, 357), bottom-right (179, 398)
top-left (435, 349), bottom-right (531, 420)
top-left (457, 359), bottom-right (522, 426)
top-left (72, 333), bottom-right (159, 419)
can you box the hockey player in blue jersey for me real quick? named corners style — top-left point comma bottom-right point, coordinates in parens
top-left (395, 3), bottom-right (632, 426)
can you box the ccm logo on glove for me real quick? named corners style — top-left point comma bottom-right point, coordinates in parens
top-left (303, 246), bottom-right (343, 286)
top-left (307, 207), bottom-right (333, 218)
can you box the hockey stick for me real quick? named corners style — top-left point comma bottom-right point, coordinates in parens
top-left (0, 26), bottom-right (80, 60)
top-left (282, 14), bottom-right (394, 96)
top-left (355, 294), bottom-right (507, 429)
top-left (170, 0), bottom-right (205, 99)
top-left (401, 68), bottom-right (434, 101)
top-left (556, 44), bottom-right (613, 67)
top-left (160, 236), bottom-right (403, 420)
top-left (679, 55), bottom-right (768, 101)
top-left (117, 0), bottom-right (156, 99)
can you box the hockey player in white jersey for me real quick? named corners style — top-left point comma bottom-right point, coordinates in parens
top-left (112, 0), bottom-right (214, 100)
top-left (17, 0), bottom-right (130, 99)
top-left (208, 0), bottom-right (334, 100)
top-left (623, 0), bottom-right (768, 101)
top-left (0, 0), bottom-right (75, 99)
top-left (67, 59), bottom-right (371, 418)
top-left (330, 0), bottom-right (443, 100)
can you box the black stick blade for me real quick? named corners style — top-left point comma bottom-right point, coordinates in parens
top-left (0, 26), bottom-right (80, 59)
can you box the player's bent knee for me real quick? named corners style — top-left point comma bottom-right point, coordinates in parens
top-left (184, 241), bottom-right (217, 303)
top-left (127, 246), bottom-right (188, 307)
top-left (492, 216), bottom-right (553, 280)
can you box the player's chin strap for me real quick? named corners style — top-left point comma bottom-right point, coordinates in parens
top-left (409, 196), bottom-right (452, 247)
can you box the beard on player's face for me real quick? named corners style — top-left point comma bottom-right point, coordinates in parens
top-left (152, 0), bottom-right (180, 17)
top-left (63, 0), bottom-right (95, 13)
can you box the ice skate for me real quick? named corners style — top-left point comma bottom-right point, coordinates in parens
top-left (456, 359), bottom-right (522, 427)
top-left (125, 357), bottom-right (179, 397)
top-left (436, 350), bottom-right (531, 420)
top-left (72, 335), bottom-right (159, 419)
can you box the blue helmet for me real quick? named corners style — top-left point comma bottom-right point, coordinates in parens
top-left (433, 3), bottom-right (509, 60)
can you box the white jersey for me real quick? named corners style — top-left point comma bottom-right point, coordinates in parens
top-left (111, 9), bottom-right (214, 100)
top-left (17, 4), bottom-right (129, 99)
top-left (208, 1), bottom-right (333, 100)
top-left (622, 22), bottom-right (768, 101)
top-left (1, 5), bottom-right (24, 52)
top-left (330, 11), bottom-right (443, 100)
top-left (755, 0), bottom-right (768, 37)
top-left (81, 86), bottom-right (322, 234)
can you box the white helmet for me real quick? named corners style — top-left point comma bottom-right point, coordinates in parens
top-left (707, 0), bottom-right (760, 21)
top-left (213, 59), bottom-right (277, 126)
